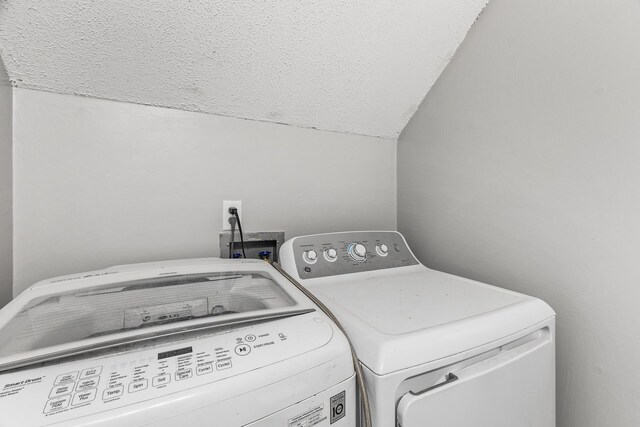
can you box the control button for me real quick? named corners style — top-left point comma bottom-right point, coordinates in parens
top-left (245, 334), bottom-right (256, 342)
top-left (324, 248), bottom-right (338, 262)
top-left (128, 379), bottom-right (148, 393)
top-left (235, 344), bottom-right (252, 356)
top-left (76, 377), bottom-right (100, 391)
top-left (72, 388), bottom-right (97, 406)
top-left (102, 386), bottom-right (124, 401)
top-left (49, 383), bottom-right (74, 398)
top-left (196, 363), bottom-right (213, 376)
top-left (216, 359), bottom-right (232, 371)
top-left (347, 243), bottom-right (367, 262)
top-left (175, 369), bottom-right (192, 381)
top-left (376, 244), bottom-right (389, 257)
top-left (303, 249), bottom-right (318, 264)
top-left (152, 374), bottom-right (171, 387)
top-left (54, 371), bottom-right (79, 385)
top-left (43, 395), bottom-right (71, 414)
top-left (80, 366), bottom-right (102, 379)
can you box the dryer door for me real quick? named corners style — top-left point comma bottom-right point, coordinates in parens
top-left (396, 327), bottom-right (555, 427)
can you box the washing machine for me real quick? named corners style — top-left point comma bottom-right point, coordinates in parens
top-left (280, 231), bottom-right (555, 427)
top-left (0, 258), bottom-right (356, 426)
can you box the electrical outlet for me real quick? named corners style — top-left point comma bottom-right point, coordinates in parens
top-left (222, 200), bottom-right (242, 231)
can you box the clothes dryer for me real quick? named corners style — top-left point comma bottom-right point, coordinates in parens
top-left (280, 231), bottom-right (555, 427)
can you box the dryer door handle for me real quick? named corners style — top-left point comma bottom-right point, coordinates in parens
top-left (410, 373), bottom-right (459, 396)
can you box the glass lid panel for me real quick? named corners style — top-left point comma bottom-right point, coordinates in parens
top-left (0, 271), bottom-right (295, 358)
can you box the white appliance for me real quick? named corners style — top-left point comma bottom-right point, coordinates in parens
top-left (0, 258), bottom-right (356, 426)
top-left (280, 231), bottom-right (556, 427)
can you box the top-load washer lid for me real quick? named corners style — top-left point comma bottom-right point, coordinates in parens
top-left (0, 258), bottom-right (314, 372)
top-left (279, 231), bottom-right (556, 376)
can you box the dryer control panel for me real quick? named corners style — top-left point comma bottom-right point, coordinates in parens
top-left (283, 231), bottom-right (419, 279)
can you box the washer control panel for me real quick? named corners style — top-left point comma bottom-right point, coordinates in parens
top-left (0, 313), bottom-right (331, 424)
top-left (289, 231), bottom-right (419, 279)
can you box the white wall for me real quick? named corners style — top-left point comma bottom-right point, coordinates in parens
top-left (398, 1), bottom-right (640, 426)
top-left (0, 59), bottom-right (11, 308)
top-left (13, 88), bottom-right (396, 295)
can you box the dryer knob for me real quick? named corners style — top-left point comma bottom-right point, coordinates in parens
top-left (376, 244), bottom-right (389, 256)
top-left (324, 248), bottom-right (338, 261)
top-left (348, 243), bottom-right (367, 262)
top-left (303, 250), bottom-right (318, 263)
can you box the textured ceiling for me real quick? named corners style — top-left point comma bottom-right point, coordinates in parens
top-left (0, 1), bottom-right (487, 138)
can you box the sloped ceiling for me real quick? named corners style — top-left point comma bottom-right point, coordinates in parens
top-left (0, 1), bottom-right (487, 138)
